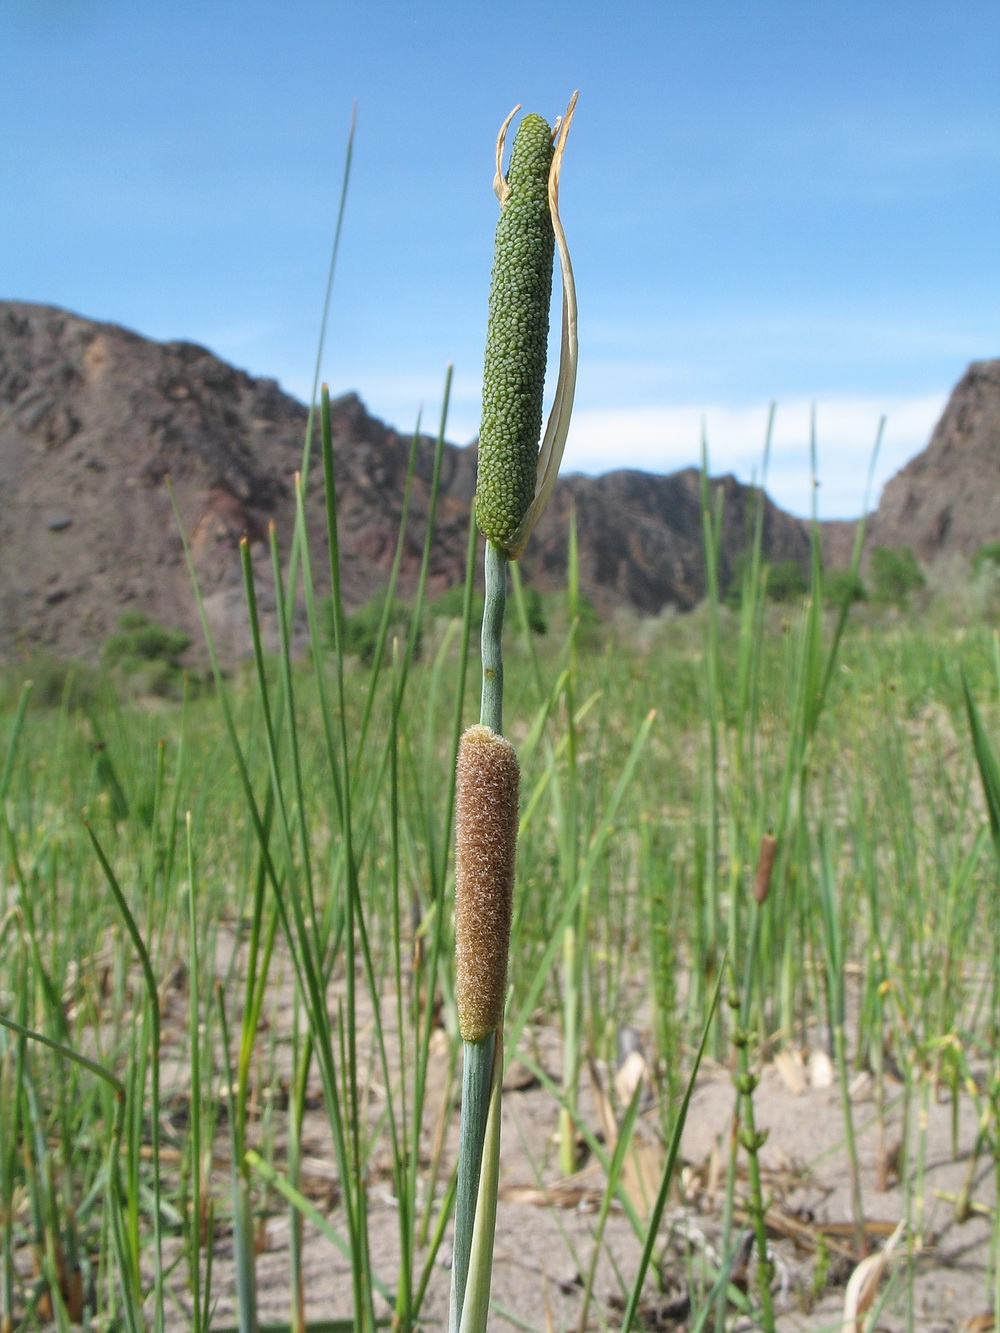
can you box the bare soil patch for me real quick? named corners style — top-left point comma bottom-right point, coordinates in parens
top-left (184, 1017), bottom-right (997, 1331)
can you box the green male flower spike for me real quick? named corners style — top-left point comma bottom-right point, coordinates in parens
top-left (476, 91), bottom-right (579, 559)
top-left (451, 95), bottom-right (577, 1333)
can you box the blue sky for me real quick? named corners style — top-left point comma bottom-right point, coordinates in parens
top-left (4, 1), bottom-right (998, 517)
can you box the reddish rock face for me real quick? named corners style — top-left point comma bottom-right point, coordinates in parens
top-left (867, 362), bottom-right (1000, 563)
top-left (0, 300), bottom-right (467, 662)
top-left (0, 300), bottom-right (818, 663)
top-left (819, 361), bottom-right (1000, 573)
top-left (523, 468), bottom-right (810, 614)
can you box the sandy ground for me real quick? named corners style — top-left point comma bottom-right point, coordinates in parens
top-left (13, 928), bottom-right (994, 1330)
top-left (188, 1019), bottom-right (997, 1332)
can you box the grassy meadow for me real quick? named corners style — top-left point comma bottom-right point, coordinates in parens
top-left (1, 396), bottom-right (999, 1333)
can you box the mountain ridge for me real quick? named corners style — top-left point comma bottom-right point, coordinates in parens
top-left (1, 300), bottom-right (995, 663)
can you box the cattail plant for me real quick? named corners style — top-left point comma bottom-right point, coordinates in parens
top-left (450, 92), bottom-right (578, 1333)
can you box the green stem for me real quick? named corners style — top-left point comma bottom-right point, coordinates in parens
top-left (733, 909), bottom-right (775, 1332)
top-left (735, 1035), bottom-right (775, 1332)
top-left (450, 538), bottom-right (509, 1331)
top-left (714, 1103), bottom-right (739, 1332)
top-left (481, 541), bottom-right (507, 733)
top-left (833, 1021), bottom-right (867, 1257)
top-left (451, 1032), bottom-right (496, 1333)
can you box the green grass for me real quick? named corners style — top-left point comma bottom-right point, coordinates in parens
top-left (1, 538), bottom-right (999, 1328)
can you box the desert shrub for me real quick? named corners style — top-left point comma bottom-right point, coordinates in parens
top-left (519, 585), bottom-right (547, 635)
top-left (971, 541), bottom-right (1000, 574)
top-left (725, 554), bottom-right (807, 608)
top-left (103, 612), bottom-right (191, 697)
top-left (824, 567), bottom-right (866, 607)
top-left (570, 592), bottom-right (604, 648)
top-left (724, 554), bottom-right (754, 610)
top-left (869, 546), bottom-right (925, 608)
top-left (0, 652), bottom-right (105, 711)
top-left (967, 543), bottom-right (1000, 619)
top-left (766, 558), bottom-right (808, 602)
top-left (104, 613), bottom-right (190, 672)
top-left (431, 583), bottom-right (486, 628)
top-left (322, 589), bottom-right (421, 666)
top-left (431, 582), bottom-right (546, 636)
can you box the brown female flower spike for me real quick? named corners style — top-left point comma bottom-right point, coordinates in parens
top-left (753, 833), bottom-right (778, 905)
top-left (454, 725), bottom-right (520, 1042)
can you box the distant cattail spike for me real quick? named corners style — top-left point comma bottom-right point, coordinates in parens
top-left (475, 112), bottom-right (555, 550)
top-left (753, 833), bottom-right (778, 905)
top-left (455, 725), bottom-right (520, 1042)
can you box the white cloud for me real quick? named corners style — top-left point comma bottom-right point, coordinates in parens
top-left (271, 362), bottom-right (948, 523)
top-left (562, 395), bottom-right (946, 518)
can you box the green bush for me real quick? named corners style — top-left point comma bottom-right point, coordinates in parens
top-left (0, 652), bottom-right (105, 711)
top-left (968, 543), bottom-right (1000, 619)
top-left (971, 542), bottom-right (1000, 574)
top-left (570, 592), bottom-right (603, 648)
top-left (824, 567), bottom-right (866, 608)
top-left (869, 546), bottom-right (925, 608)
top-left (519, 585), bottom-right (547, 636)
top-left (323, 589), bottom-right (420, 667)
top-left (431, 583), bottom-right (486, 628)
top-left (430, 582), bottom-right (547, 636)
top-left (723, 554), bottom-right (753, 610)
top-left (725, 554), bottom-right (807, 609)
top-left (104, 613), bottom-right (190, 670)
top-left (103, 612), bottom-right (191, 697)
top-left (766, 558), bottom-right (808, 603)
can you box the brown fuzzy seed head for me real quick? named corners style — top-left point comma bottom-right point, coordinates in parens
top-left (454, 725), bottom-right (520, 1042)
top-left (753, 834), bottom-right (778, 905)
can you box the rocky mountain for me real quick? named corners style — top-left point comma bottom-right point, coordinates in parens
top-left (866, 360), bottom-right (1000, 561)
top-left (0, 300), bottom-right (816, 663)
top-left (819, 360), bottom-right (1000, 571)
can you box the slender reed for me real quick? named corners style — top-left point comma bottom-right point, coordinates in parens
top-left (450, 93), bottom-right (578, 1333)
top-left (962, 673), bottom-right (1000, 1318)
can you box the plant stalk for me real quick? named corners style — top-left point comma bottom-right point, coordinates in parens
top-left (451, 538), bottom-right (510, 1332)
top-left (481, 541), bottom-right (507, 733)
top-left (451, 1032), bottom-right (498, 1333)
